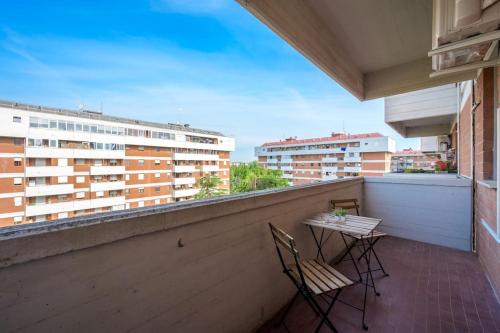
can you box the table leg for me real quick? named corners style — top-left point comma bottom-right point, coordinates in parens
top-left (308, 225), bottom-right (326, 262)
top-left (340, 232), bottom-right (362, 282)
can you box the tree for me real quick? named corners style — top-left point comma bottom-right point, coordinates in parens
top-left (230, 162), bottom-right (289, 193)
top-left (194, 174), bottom-right (225, 199)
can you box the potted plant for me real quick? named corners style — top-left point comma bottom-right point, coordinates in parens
top-left (435, 160), bottom-right (449, 174)
top-left (334, 208), bottom-right (347, 223)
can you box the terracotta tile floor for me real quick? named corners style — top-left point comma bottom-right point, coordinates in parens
top-left (258, 237), bottom-right (500, 333)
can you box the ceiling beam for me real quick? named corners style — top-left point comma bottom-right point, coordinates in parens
top-left (364, 58), bottom-right (475, 100)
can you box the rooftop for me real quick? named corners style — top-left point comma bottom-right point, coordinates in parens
top-left (261, 132), bottom-right (384, 147)
top-left (0, 99), bottom-right (226, 137)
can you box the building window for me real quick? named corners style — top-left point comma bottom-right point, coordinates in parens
top-left (155, 173), bottom-right (160, 178)
top-left (12, 116), bottom-right (21, 123)
top-left (155, 199), bottom-right (160, 204)
top-left (96, 191), bottom-right (104, 197)
top-left (58, 212), bottom-right (68, 219)
top-left (49, 140), bottom-right (57, 148)
top-left (154, 159), bottom-right (160, 165)
top-left (58, 176), bottom-right (68, 184)
top-left (14, 197), bottom-right (22, 206)
top-left (76, 176), bottom-right (85, 183)
top-left (125, 174), bottom-right (130, 181)
top-left (58, 194), bottom-right (68, 201)
top-left (75, 159), bottom-right (85, 165)
top-left (138, 159), bottom-right (145, 165)
top-left (138, 173), bottom-right (144, 180)
top-left (155, 186), bottom-right (161, 192)
top-left (13, 138), bottom-right (23, 146)
top-left (138, 201), bottom-right (145, 207)
top-left (13, 177), bottom-right (22, 185)
top-left (13, 216), bottom-right (22, 224)
top-left (138, 187), bottom-right (145, 193)
top-left (50, 120), bottom-right (57, 129)
top-left (155, 147), bottom-right (160, 152)
top-left (138, 146), bottom-right (145, 151)
top-left (76, 192), bottom-right (85, 199)
top-left (14, 158), bottom-right (22, 167)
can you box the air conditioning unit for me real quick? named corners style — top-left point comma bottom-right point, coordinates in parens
top-left (430, 0), bottom-right (500, 76)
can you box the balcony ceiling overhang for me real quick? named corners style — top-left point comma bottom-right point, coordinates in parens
top-left (236, 0), bottom-right (476, 100)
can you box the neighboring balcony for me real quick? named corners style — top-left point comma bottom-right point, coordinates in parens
top-left (90, 165), bottom-right (125, 175)
top-left (200, 165), bottom-right (219, 172)
top-left (25, 166), bottom-right (73, 177)
top-left (267, 165), bottom-right (278, 170)
top-left (173, 165), bottom-right (197, 173)
top-left (173, 188), bottom-right (200, 198)
top-left (173, 177), bottom-right (196, 185)
top-left (281, 173), bottom-right (293, 179)
top-left (173, 153), bottom-right (219, 161)
top-left (344, 166), bottom-right (362, 173)
top-left (279, 165), bottom-right (293, 171)
top-left (25, 147), bottom-right (125, 159)
top-left (322, 166), bottom-right (338, 172)
top-left (322, 157), bottom-right (338, 163)
top-left (24, 196), bottom-right (126, 216)
top-left (90, 181), bottom-right (125, 192)
top-left (25, 184), bottom-right (74, 197)
top-left (344, 157), bottom-right (361, 163)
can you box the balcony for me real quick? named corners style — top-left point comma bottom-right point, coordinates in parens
top-left (25, 166), bottom-right (73, 177)
top-left (322, 157), bottom-right (338, 163)
top-left (173, 188), bottom-right (200, 198)
top-left (173, 165), bottom-right (196, 173)
top-left (25, 196), bottom-right (126, 216)
top-left (173, 153), bottom-right (219, 161)
top-left (344, 166), bottom-right (362, 173)
top-left (1, 176), bottom-right (496, 333)
top-left (25, 147), bottom-right (125, 159)
top-left (322, 166), bottom-right (338, 172)
top-left (90, 181), bottom-right (125, 192)
top-left (173, 177), bottom-right (196, 185)
top-left (200, 165), bottom-right (219, 172)
top-left (90, 165), bottom-right (125, 175)
top-left (343, 156), bottom-right (361, 163)
top-left (25, 183), bottom-right (74, 197)
top-left (279, 165), bottom-right (293, 171)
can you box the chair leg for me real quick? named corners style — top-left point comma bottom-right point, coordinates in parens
top-left (275, 290), bottom-right (300, 327)
top-left (340, 233), bottom-right (362, 282)
top-left (313, 289), bottom-right (342, 333)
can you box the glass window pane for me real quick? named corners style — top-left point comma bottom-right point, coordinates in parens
top-left (29, 117), bottom-right (38, 128)
top-left (58, 121), bottom-right (66, 130)
top-left (67, 121), bottom-right (74, 131)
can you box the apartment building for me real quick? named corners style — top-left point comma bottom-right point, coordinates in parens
top-left (0, 101), bottom-right (234, 227)
top-left (255, 132), bottom-right (395, 185)
top-left (390, 148), bottom-right (444, 172)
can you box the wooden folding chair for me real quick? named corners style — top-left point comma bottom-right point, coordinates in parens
top-left (269, 223), bottom-right (353, 333)
top-left (331, 199), bottom-right (389, 277)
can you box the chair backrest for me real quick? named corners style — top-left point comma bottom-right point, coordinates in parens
top-left (268, 223), bottom-right (306, 282)
top-left (331, 198), bottom-right (360, 216)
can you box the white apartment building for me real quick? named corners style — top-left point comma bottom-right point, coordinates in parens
top-left (0, 101), bottom-right (234, 227)
top-left (256, 133), bottom-right (395, 186)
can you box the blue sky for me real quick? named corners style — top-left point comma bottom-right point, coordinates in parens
top-left (0, 0), bottom-right (419, 161)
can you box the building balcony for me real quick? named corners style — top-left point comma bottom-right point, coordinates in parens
top-left (173, 177), bottom-right (196, 185)
top-left (279, 165), bottom-right (293, 171)
top-left (173, 165), bottom-right (197, 173)
top-left (281, 173), bottom-right (293, 179)
top-left (344, 166), bottom-right (362, 173)
top-left (25, 166), bottom-right (74, 177)
top-left (25, 196), bottom-right (126, 216)
top-left (200, 165), bottom-right (219, 172)
top-left (26, 147), bottom-right (125, 159)
top-left (343, 156), bottom-right (361, 163)
top-left (2, 176), bottom-right (498, 333)
top-left (173, 153), bottom-right (219, 161)
top-left (322, 157), bottom-right (338, 163)
top-left (322, 166), bottom-right (338, 172)
top-left (90, 181), bottom-right (125, 192)
top-left (25, 183), bottom-right (74, 197)
top-left (173, 188), bottom-right (200, 198)
top-left (90, 165), bottom-right (125, 175)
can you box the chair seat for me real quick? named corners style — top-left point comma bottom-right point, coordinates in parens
top-left (349, 230), bottom-right (387, 240)
top-left (291, 259), bottom-right (353, 295)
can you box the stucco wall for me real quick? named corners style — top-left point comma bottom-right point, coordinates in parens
top-left (0, 178), bottom-right (362, 333)
top-left (363, 175), bottom-right (472, 251)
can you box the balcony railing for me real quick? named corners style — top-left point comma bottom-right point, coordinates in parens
top-left (25, 183), bottom-right (74, 197)
top-left (25, 166), bottom-right (74, 177)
